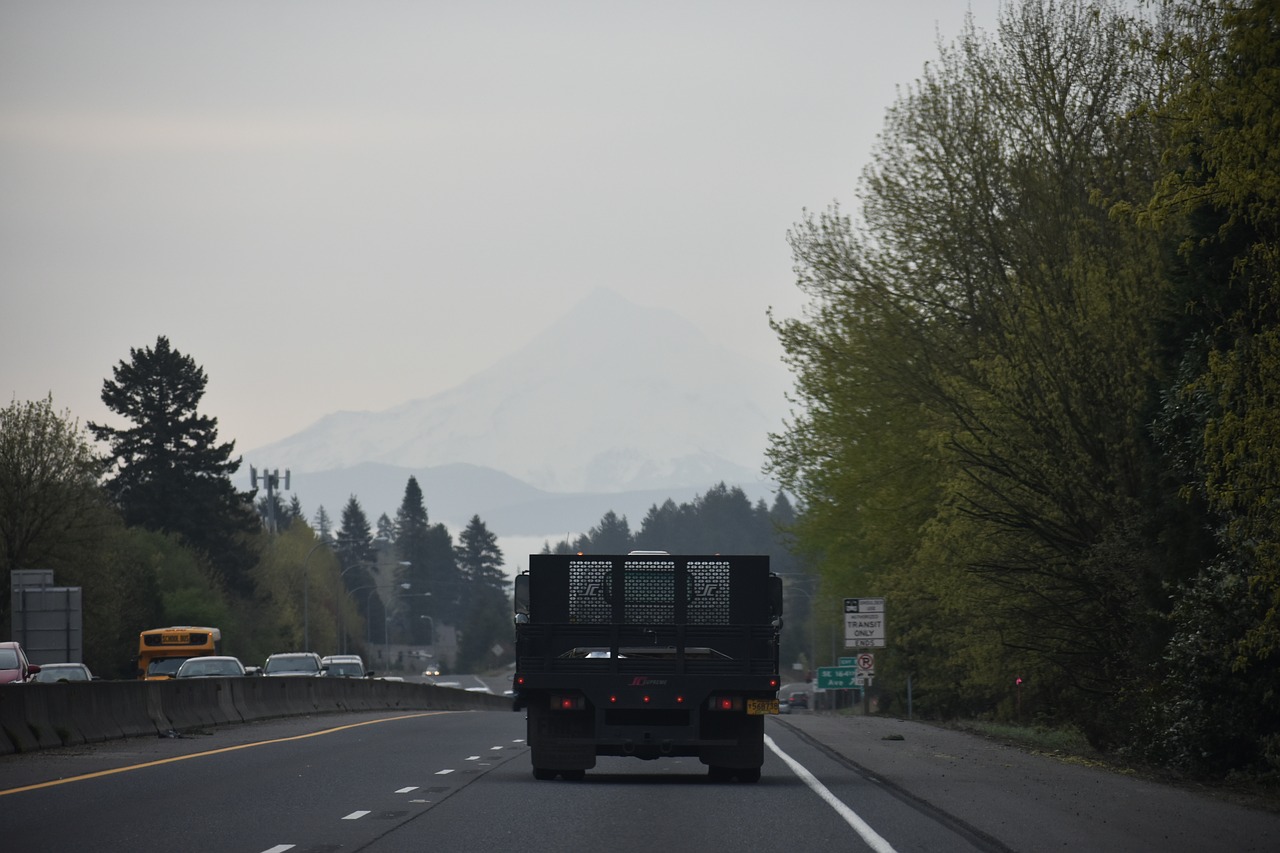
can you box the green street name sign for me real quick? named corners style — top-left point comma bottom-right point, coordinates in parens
top-left (817, 666), bottom-right (860, 689)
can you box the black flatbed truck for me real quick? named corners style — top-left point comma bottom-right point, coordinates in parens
top-left (512, 552), bottom-right (782, 781)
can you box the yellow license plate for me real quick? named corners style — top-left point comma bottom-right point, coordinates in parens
top-left (747, 698), bottom-right (779, 715)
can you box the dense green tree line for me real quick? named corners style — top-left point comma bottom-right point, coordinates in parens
top-left (768, 0), bottom-right (1279, 775)
top-left (544, 483), bottom-right (799, 559)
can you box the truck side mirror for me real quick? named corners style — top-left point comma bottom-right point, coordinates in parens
top-left (768, 575), bottom-right (783, 618)
top-left (514, 573), bottom-right (530, 616)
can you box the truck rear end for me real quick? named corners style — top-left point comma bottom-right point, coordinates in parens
top-left (512, 553), bottom-right (782, 781)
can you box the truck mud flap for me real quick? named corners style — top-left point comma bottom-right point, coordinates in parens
top-left (698, 713), bottom-right (764, 770)
top-left (529, 701), bottom-right (596, 774)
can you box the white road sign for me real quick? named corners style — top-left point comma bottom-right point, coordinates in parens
top-left (844, 597), bottom-right (886, 648)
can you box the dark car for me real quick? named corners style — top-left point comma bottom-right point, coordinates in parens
top-left (0, 642), bottom-right (40, 684)
top-left (785, 692), bottom-right (809, 709)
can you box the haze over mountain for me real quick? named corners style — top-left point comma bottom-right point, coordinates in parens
top-left (243, 289), bottom-right (790, 534)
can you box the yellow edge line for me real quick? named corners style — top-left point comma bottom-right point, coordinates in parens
top-left (0, 711), bottom-right (451, 797)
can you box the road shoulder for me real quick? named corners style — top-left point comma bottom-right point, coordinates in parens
top-left (773, 712), bottom-right (1279, 853)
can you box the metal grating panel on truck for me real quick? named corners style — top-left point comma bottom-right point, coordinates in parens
top-left (687, 559), bottom-right (730, 624)
top-left (563, 556), bottom-right (737, 625)
top-left (569, 559), bottom-right (612, 623)
top-left (623, 557), bottom-right (675, 623)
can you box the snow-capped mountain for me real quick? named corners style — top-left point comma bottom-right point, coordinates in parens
top-left (244, 288), bottom-right (789, 529)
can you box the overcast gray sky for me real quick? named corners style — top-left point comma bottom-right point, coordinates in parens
top-left (1, 1), bottom-right (1002, 455)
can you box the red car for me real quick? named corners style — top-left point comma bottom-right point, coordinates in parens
top-left (0, 642), bottom-right (40, 684)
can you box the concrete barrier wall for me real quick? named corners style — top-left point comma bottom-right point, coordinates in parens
top-left (0, 678), bottom-right (511, 756)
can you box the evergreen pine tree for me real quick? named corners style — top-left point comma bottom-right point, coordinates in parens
top-left (586, 510), bottom-right (633, 553)
top-left (335, 496), bottom-right (375, 569)
top-left (255, 491), bottom-right (290, 530)
top-left (88, 336), bottom-right (258, 594)
top-left (393, 477), bottom-right (434, 640)
top-left (454, 514), bottom-right (509, 671)
top-left (455, 514), bottom-right (506, 609)
top-left (313, 505), bottom-right (333, 543)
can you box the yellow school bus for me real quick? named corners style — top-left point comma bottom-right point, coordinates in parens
top-left (137, 626), bottom-right (222, 680)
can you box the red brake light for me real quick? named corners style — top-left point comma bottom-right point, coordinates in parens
top-left (550, 694), bottom-right (584, 711)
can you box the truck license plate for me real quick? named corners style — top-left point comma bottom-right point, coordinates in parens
top-left (747, 698), bottom-right (779, 715)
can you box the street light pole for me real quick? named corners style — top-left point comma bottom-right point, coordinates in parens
top-left (343, 583), bottom-right (376, 657)
top-left (302, 539), bottom-right (329, 652)
top-left (364, 585), bottom-right (388, 647)
top-left (385, 587), bottom-right (429, 674)
top-left (336, 561), bottom-right (372, 655)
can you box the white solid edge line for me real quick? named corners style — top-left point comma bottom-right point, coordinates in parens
top-left (765, 734), bottom-right (899, 853)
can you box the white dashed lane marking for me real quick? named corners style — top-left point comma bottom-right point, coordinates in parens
top-left (342, 810), bottom-right (371, 821)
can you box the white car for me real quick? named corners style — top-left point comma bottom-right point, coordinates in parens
top-left (176, 656), bottom-right (247, 678)
top-left (320, 654), bottom-right (370, 678)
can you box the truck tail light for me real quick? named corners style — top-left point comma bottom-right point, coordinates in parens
top-left (551, 694), bottom-right (585, 711)
top-left (709, 696), bottom-right (742, 712)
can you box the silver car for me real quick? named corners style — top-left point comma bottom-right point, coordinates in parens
top-left (262, 652), bottom-right (323, 677)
